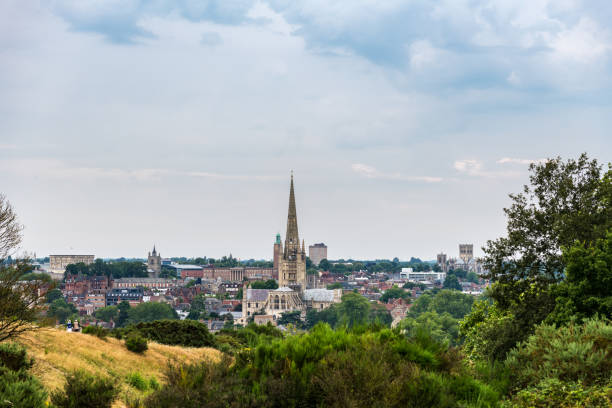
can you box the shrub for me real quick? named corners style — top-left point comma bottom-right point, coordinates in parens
top-left (127, 372), bottom-right (148, 391)
top-left (82, 325), bottom-right (109, 339)
top-left (131, 319), bottom-right (215, 347)
top-left (504, 378), bottom-right (612, 408)
top-left (505, 317), bottom-right (612, 390)
top-left (0, 341), bottom-right (34, 371)
top-left (51, 370), bottom-right (118, 408)
top-left (125, 333), bottom-right (148, 353)
top-left (0, 343), bottom-right (47, 408)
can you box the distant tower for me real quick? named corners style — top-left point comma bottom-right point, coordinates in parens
top-left (459, 244), bottom-right (473, 264)
top-left (273, 233), bottom-right (282, 279)
top-left (437, 253), bottom-right (448, 273)
top-left (147, 245), bottom-right (161, 278)
top-left (278, 173), bottom-right (307, 292)
top-left (308, 243), bottom-right (327, 266)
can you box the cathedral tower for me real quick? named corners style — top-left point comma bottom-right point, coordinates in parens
top-left (278, 173), bottom-right (307, 292)
top-left (147, 245), bottom-right (161, 278)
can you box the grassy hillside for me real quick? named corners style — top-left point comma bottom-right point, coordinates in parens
top-left (17, 328), bottom-right (220, 407)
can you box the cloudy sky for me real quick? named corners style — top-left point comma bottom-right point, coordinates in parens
top-left (1, 1), bottom-right (610, 261)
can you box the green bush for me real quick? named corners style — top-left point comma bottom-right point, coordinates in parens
top-left (82, 325), bottom-right (109, 339)
top-left (0, 343), bottom-right (47, 408)
top-left (504, 378), bottom-right (612, 408)
top-left (131, 319), bottom-right (215, 348)
top-left (51, 370), bottom-right (118, 408)
top-left (0, 341), bottom-right (34, 371)
top-left (125, 333), bottom-right (148, 353)
top-left (505, 317), bottom-right (612, 390)
top-left (127, 372), bottom-right (149, 391)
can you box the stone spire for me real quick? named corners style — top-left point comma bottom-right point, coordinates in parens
top-left (285, 172), bottom-right (299, 249)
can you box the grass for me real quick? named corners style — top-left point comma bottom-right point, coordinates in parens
top-left (17, 327), bottom-right (220, 407)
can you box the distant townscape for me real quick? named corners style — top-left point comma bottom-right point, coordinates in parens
top-left (30, 175), bottom-right (489, 332)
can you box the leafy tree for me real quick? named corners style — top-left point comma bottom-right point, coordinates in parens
top-left (116, 301), bottom-right (131, 327)
top-left (326, 282), bottom-right (343, 289)
top-left (47, 298), bottom-right (77, 324)
top-left (337, 292), bottom-right (370, 328)
top-left (277, 311), bottom-right (304, 328)
top-left (443, 274), bottom-right (462, 291)
top-left (93, 305), bottom-right (118, 322)
top-left (250, 279), bottom-right (278, 289)
top-left (546, 231), bottom-right (612, 326)
top-left (380, 285), bottom-right (409, 303)
top-left (400, 311), bottom-right (460, 345)
top-left (126, 302), bottom-right (178, 325)
top-left (0, 342), bottom-right (48, 408)
top-left (466, 271), bottom-right (480, 284)
top-left (482, 154), bottom-right (611, 347)
top-left (318, 259), bottom-right (331, 271)
top-left (450, 268), bottom-right (467, 279)
top-left (45, 288), bottom-right (63, 303)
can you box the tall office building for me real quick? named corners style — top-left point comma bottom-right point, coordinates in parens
top-left (308, 243), bottom-right (328, 266)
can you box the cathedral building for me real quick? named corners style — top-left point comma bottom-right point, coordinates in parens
top-left (240, 174), bottom-right (341, 324)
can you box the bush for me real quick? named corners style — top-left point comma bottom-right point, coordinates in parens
top-left (131, 319), bottom-right (216, 348)
top-left (82, 325), bottom-right (109, 339)
top-left (0, 343), bottom-right (47, 408)
top-left (127, 372), bottom-right (149, 391)
top-left (505, 317), bottom-right (612, 390)
top-left (51, 370), bottom-right (118, 408)
top-left (125, 333), bottom-right (148, 353)
top-left (504, 378), bottom-right (612, 408)
top-left (0, 341), bottom-right (34, 371)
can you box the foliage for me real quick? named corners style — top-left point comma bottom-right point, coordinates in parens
top-left (125, 302), bottom-right (178, 325)
top-left (0, 343), bottom-right (47, 408)
top-left (65, 259), bottom-right (147, 279)
top-left (127, 372), bottom-right (149, 391)
top-left (82, 325), bottom-right (109, 339)
top-left (505, 317), bottom-right (612, 390)
top-left (400, 311), bottom-right (461, 345)
top-left (466, 271), bottom-right (480, 283)
top-left (47, 298), bottom-right (78, 324)
top-left (443, 274), bottom-right (462, 290)
top-left (0, 261), bottom-right (45, 342)
top-left (326, 282), bottom-right (343, 289)
top-left (305, 293), bottom-right (392, 329)
top-left (276, 311), bottom-right (304, 328)
top-left (51, 370), bottom-right (119, 408)
top-left (128, 319), bottom-right (216, 348)
top-left (94, 305), bottom-right (119, 322)
top-left (546, 231), bottom-right (612, 326)
top-left (482, 154), bottom-right (611, 354)
top-left (125, 333), bottom-right (148, 353)
top-left (337, 292), bottom-right (371, 327)
top-left (250, 279), bottom-right (278, 289)
top-left (460, 298), bottom-right (517, 361)
top-left (402, 281), bottom-right (426, 290)
top-left (145, 324), bottom-right (501, 408)
top-left (503, 378), bottom-right (612, 408)
top-left (45, 288), bottom-right (63, 303)
top-left (408, 290), bottom-right (474, 320)
top-left (318, 259), bottom-right (331, 271)
top-left (380, 285), bottom-right (409, 303)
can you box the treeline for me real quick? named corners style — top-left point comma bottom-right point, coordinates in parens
top-left (64, 259), bottom-right (147, 278)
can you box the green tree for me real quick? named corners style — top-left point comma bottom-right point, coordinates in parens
top-left (400, 311), bottom-right (460, 345)
top-left (45, 288), bottom-right (63, 303)
top-left (250, 279), bottom-right (278, 289)
top-left (380, 285), bottom-right (409, 303)
top-left (337, 292), bottom-right (370, 328)
top-left (326, 282), bottom-right (343, 289)
top-left (115, 301), bottom-right (131, 327)
top-left (318, 259), bottom-right (331, 271)
top-left (547, 231), bottom-right (612, 325)
top-left (126, 302), bottom-right (178, 325)
top-left (47, 298), bottom-right (77, 324)
top-left (443, 274), bottom-right (462, 291)
top-left (93, 305), bottom-right (118, 322)
top-left (478, 154), bottom-right (611, 358)
top-left (466, 271), bottom-right (479, 284)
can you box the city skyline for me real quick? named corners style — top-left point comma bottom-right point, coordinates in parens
top-left (1, 1), bottom-right (610, 260)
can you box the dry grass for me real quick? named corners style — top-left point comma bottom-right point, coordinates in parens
top-left (17, 327), bottom-right (220, 407)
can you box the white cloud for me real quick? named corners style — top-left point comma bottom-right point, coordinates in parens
top-left (497, 157), bottom-right (546, 165)
top-left (351, 163), bottom-right (442, 183)
top-left (454, 159), bottom-right (482, 175)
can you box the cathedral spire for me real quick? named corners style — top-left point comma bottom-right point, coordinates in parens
top-left (285, 172), bottom-right (299, 247)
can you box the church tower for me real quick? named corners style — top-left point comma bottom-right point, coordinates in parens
top-left (147, 245), bottom-right (161, 278)
top-left (278, 173), bottom-right (307, 292)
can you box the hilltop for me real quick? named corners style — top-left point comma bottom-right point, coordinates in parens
top-left (17, 328), bottom-right (220, 407)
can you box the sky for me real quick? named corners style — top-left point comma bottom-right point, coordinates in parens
top-left (1, 0), bottom-right (611, 261)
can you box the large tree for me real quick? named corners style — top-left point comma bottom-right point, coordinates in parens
top-left (470, 154), bottom-right (611, 359)
top-left (0, 195), bottom-right (46, 341)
